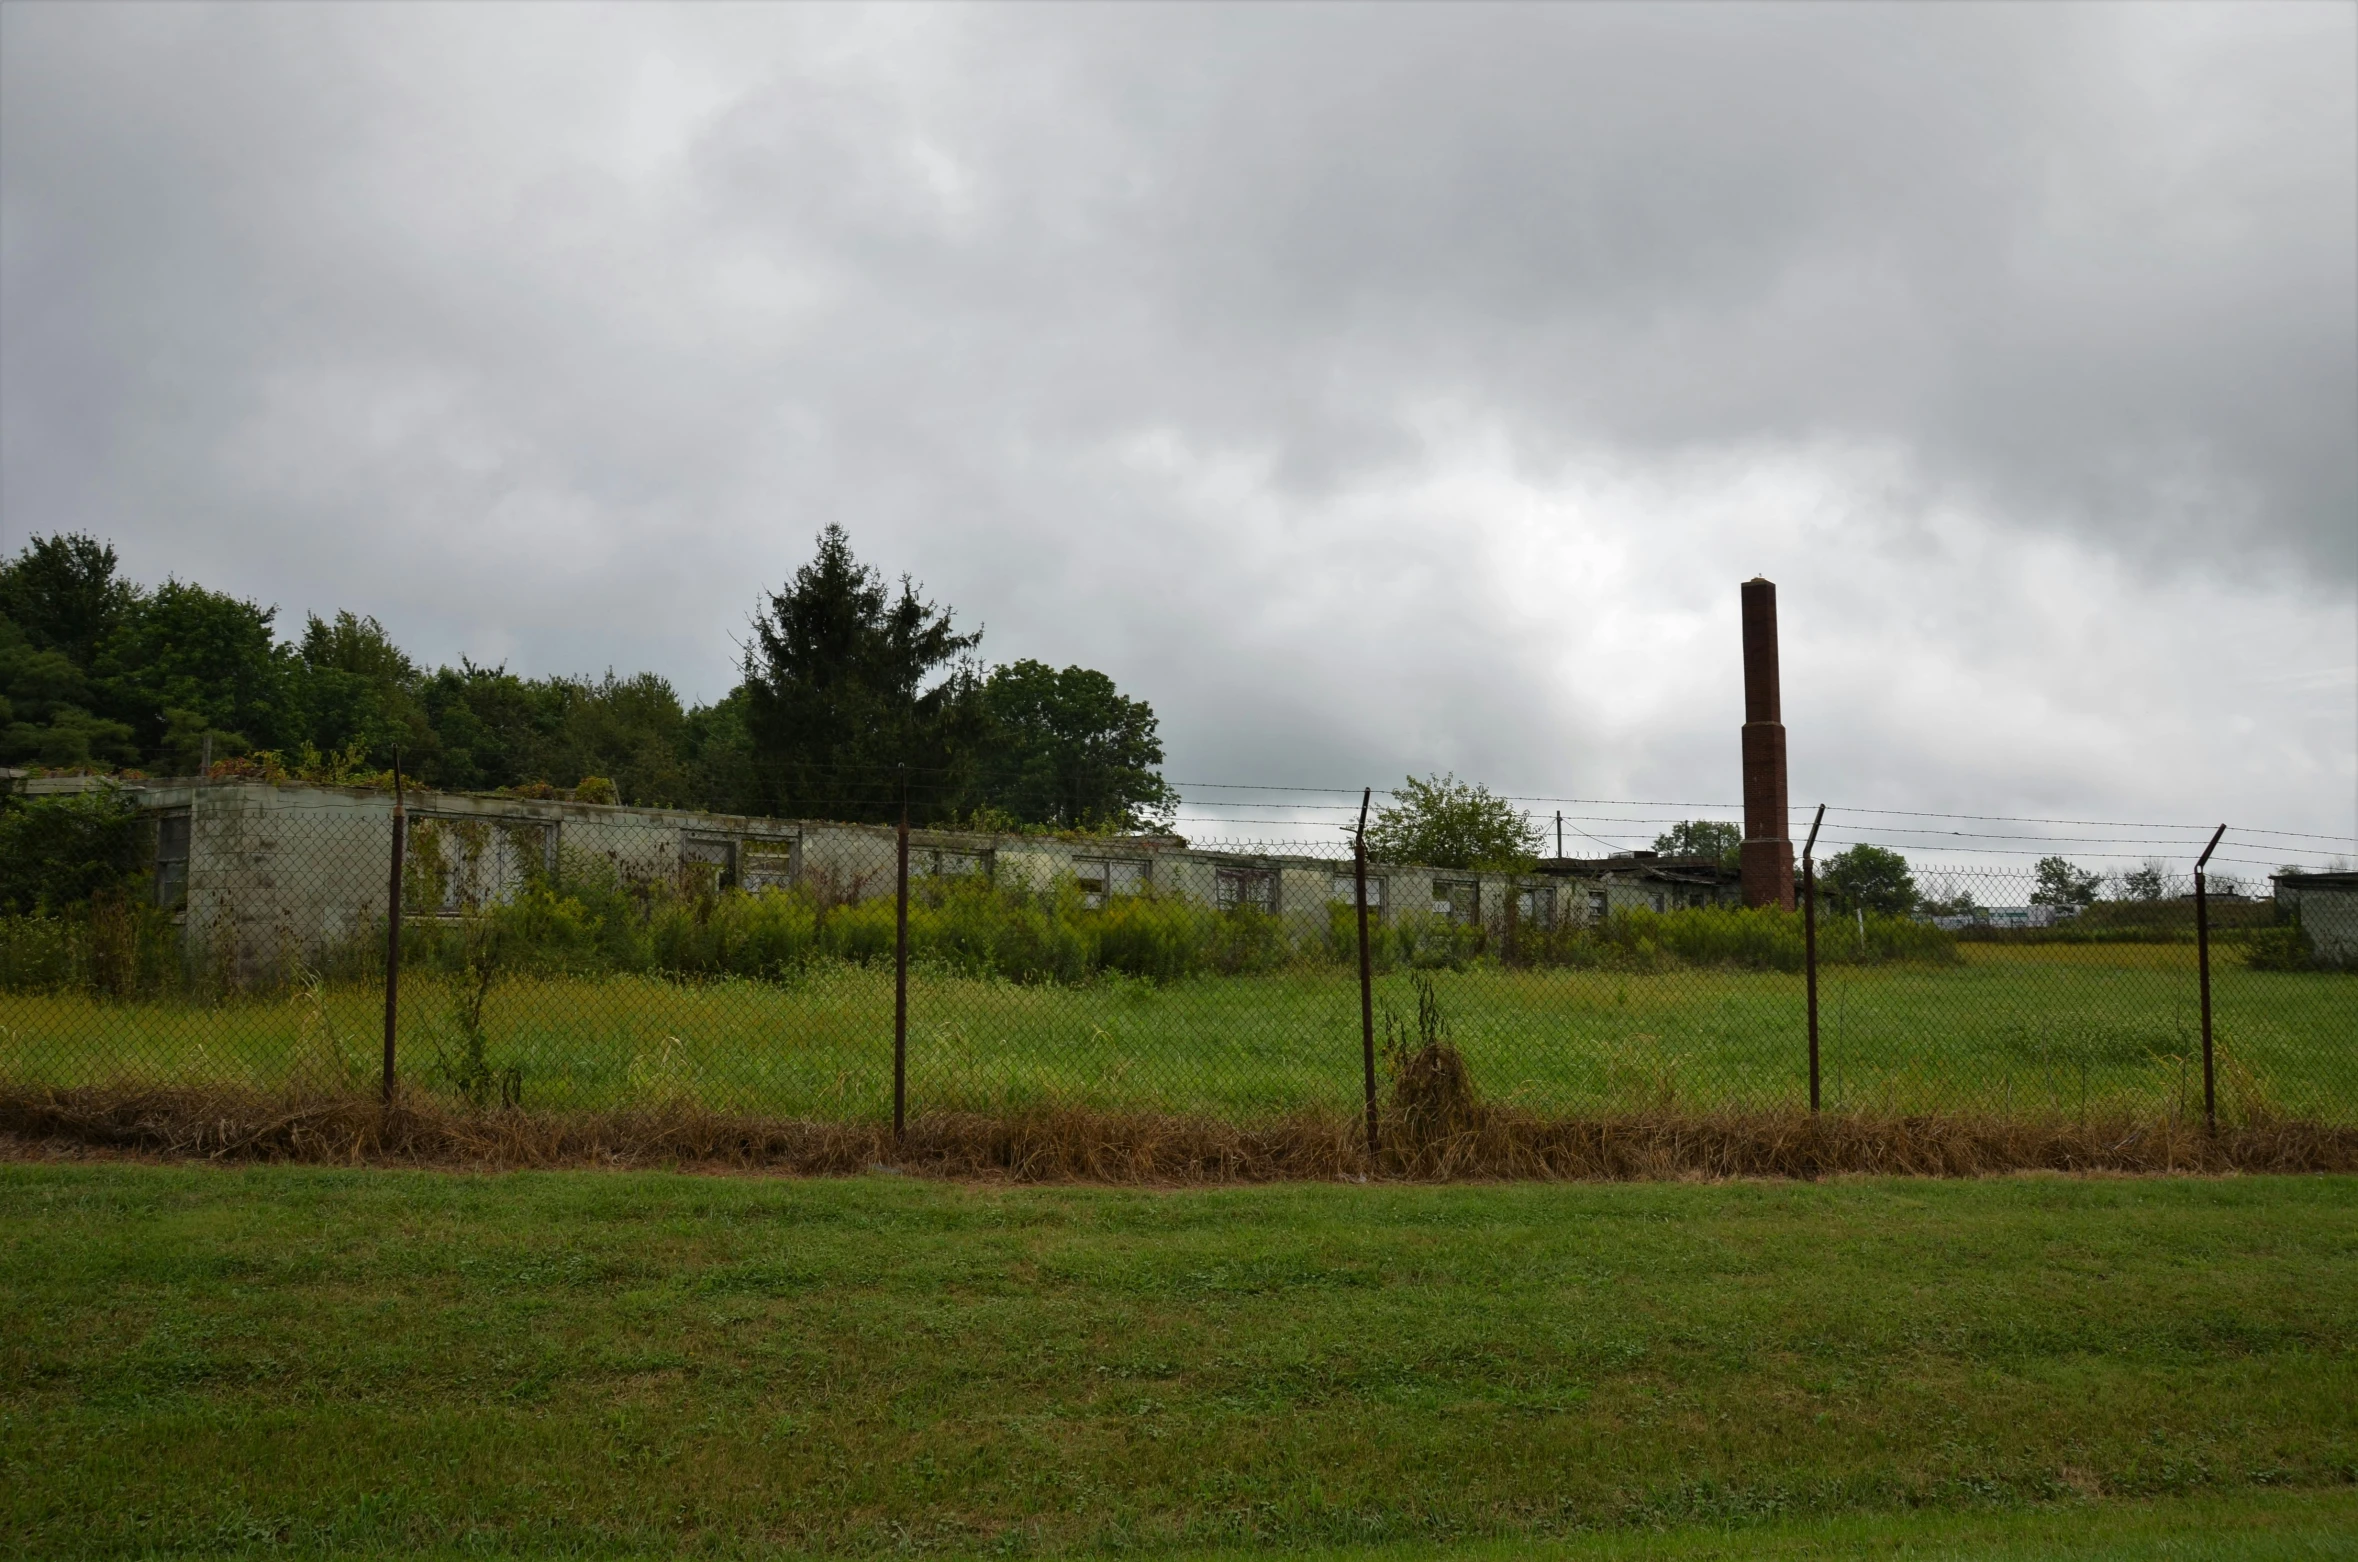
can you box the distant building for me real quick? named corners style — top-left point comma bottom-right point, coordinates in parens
top-left (1926, 905), bottom-right (2076, 932)
top-left (2271, 871), bottom-right (2358, 967)
top-left (1534, 852), bottom-right (1743, 922)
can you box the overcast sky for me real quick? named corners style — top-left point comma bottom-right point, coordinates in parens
top-left (4, 2), bottom-right (2353, 861)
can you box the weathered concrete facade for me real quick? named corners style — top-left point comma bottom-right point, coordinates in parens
top-left (24, 777), bottom-right (1744, 978)
top-left (2272, 871), bottom-right (2358, 967)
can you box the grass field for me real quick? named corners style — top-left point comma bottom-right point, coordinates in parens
top-left (2, 1164), bottom-right (2353, 1558)
top-left (2, 945), bottom-right (2351, 1123)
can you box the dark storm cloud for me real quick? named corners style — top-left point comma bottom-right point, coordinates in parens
top-left (2, 3), bottom-right (2351, 834)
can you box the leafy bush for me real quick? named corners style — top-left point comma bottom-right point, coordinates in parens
top-left (2243, 924), bottom-right (2315, 972)
top-left (0, 786), bottom-right (145, 913)
top-left (0, 786), bottom-right (184, 996)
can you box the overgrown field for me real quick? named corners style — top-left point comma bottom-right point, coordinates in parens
top-left (1, 1165), bottom-right (2353, 1557)
top-left (2, 942), bottom-right (2350, 1123)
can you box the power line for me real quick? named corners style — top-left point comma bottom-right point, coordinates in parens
top-left (1823, 805), bottom-right (2353, 843)
top-left (1173, 781), bottom-right (2353, 845)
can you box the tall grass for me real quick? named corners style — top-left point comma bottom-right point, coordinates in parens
top-left (0, 896), bottom-right (187, 998)
top-left (7, 953), bottom-right (2350, 1124)
top-left (1501, 902), bottom-right (1955, 972)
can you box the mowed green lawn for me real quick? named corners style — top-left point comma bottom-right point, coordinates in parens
top-left (2, 946), bottom-right (2351, 1122)
top-left (2, 1165), bottom-right (2354, 1558)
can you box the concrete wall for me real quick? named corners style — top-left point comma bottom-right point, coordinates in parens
top-left (2275, 875), bottom-right (2358, 967)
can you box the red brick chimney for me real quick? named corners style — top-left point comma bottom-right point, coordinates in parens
top-left (1740, 577), bottom-right (1795, 910)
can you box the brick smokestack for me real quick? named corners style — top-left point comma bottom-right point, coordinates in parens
top-left (1739, 577), bottom-right (1794, 910)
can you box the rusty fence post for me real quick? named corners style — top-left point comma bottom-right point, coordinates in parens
top-left (382, 750), bottom-right (405, 1107)
top-left (2196, 823), bottom-right (2225, 1133)
top-left (894, 775), bottom-right (910, 1144)
top-left (1356, 787), bottom-right (1379, 1163)
top-left (1802, 803), bottom-right (1824, 1113)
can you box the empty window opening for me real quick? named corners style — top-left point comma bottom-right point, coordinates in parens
top-left (1329, 873), bottom-right (1386, 913)
top-left (153, 811), bottom-right (190, 910)
top-left (740, 841), bottom-right (798, 893)
top-left (682, 832), bottom-right (736, 893)
top-left (1433, 879), bottom-right (1478, 923)
top-left (406, 816), bottom-right (555, 915)
top-left (1075, 857), bottom-right (1147, 909)
top-left (1217, 867), bottom-right (1276, 914)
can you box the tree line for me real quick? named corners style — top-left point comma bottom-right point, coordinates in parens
top-left (0, 526), bottom-right (1174, 831)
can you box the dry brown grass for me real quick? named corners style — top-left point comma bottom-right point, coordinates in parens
top-left (4, 1081), bottom-right (2355, 1181)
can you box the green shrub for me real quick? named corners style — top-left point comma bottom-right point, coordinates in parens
top-left (0, 786), bottom-right (145, 913)
top-left (1096, 893), bottom-right (1207, 982)
top-left (2243, 924), bottom-right (2315, 972)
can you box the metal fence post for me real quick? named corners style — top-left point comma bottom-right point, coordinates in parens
top-left (1356, 787), bottom-right (1378, 1162)
top-left (2196, 822), bottom-right (2225, 1133)
top-left (894, 778), bottom-right (910, 1144)
top-left (1802, 803), bottom-right (1824, 1114)
top-left (381, 751), bottom-right (405, 1107)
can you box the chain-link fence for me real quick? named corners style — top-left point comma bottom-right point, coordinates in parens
top-left (2, 777), bottom-right (2351, 1138)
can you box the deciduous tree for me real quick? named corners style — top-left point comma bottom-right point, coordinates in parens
top-left (1365, 774), bottom-right (1540, 870)
top-left (2030, 855), bottom-right (2102, 910)
top-left (960, 660), bottom-right (1175, 831)
top-left (1820, 843), bottom-right (1917, 916)
top-left (1653, 819), bottom-right (1742, 867)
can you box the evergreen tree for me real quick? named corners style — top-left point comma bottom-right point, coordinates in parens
top-left (740, 526), bottom-right (981, 822)
top-left (0, 535), bottom-right (141, 770)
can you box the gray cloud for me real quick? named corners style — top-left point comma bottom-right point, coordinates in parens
top-left (3, 2), bottom-right (2352, 841)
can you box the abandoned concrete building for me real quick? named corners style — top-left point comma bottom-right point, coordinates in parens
top-left (22, 775), bottom-right (1740, 981)
top-left (2272, 870), bottom-right (2358, 967)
